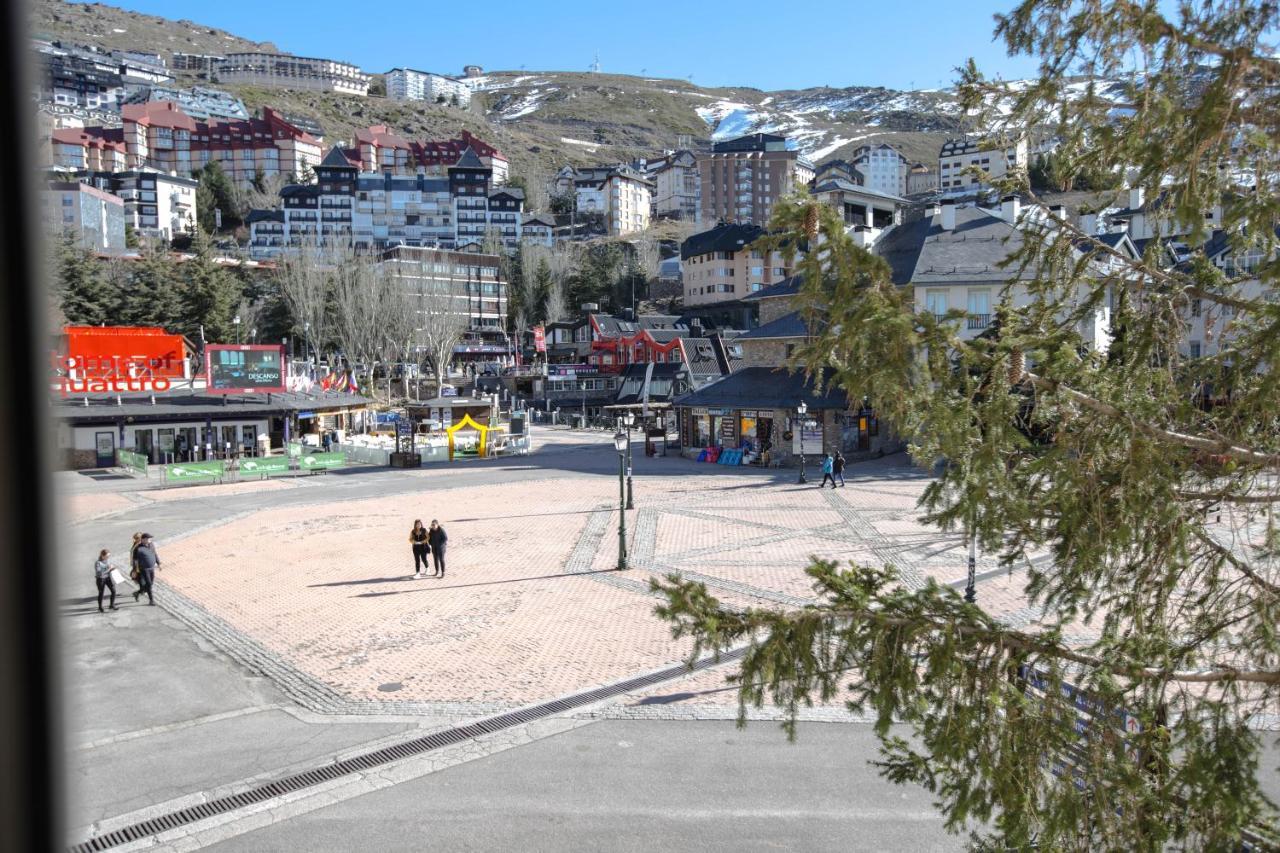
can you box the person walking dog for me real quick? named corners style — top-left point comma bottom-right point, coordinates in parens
top-left (428, 519), bottom-right (447, 578)
top-left (94, 549), bottom-right (118, 612)
top-left (409, 519), bottom-right (431, 579)
top-left (833, 451), bottom-right (847, 487)
top-left (133, 533), bottom-right (161, 605)
top-left (819, 453), bottom-right (836, 488)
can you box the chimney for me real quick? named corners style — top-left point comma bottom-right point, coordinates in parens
top-left (1128, 186), bottom-right (1144, 210)
top-left (940, 199), bottom-right (956, 232)
top-left (1049, 204), bottom-right (1066, 221)
top-left (1000, 195), bottom-right (1021, 224)
top-left (851, 224), bottom-right (875, 247)
top-left (689, 319), bottom-right (705, 339)
top-left (1079, 212), bottom-right (1098, 234)
top-left (1110, 217), bottom-right (1129, 235)
top-left (580, 302), bottom-right (599, 312)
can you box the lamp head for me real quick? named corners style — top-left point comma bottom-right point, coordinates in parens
top-left (797, 401), bottom-right (808, 416)
top-left (613, 430), bottom-right (628, 453)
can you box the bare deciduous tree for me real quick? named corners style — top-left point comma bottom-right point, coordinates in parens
top-left (275, 243), bottom-right (332, 368)
top-left (388, 252), bottom-right (471, 393)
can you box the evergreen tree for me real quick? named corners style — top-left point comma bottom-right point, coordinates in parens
top-left (193, 161), bottom-right (242, 233)
top-left (178, 231), bottom-right (241, 342)
top-left (52, 232), bottom-right (116, 326)
top-left (655, 3), bottom-right (1280, 849)
top-left (121, 241), bottom-right (181, 329)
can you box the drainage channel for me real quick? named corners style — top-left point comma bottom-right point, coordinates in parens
top-left (71, 647), bottom-right (748, 852)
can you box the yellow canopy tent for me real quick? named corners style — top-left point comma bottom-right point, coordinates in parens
top-left (446, 413), bottom-right (490, 459)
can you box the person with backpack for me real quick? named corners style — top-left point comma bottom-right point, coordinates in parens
top-left (132, 533), bottom-right (161, 605)
top-left (833, 451), bottom-right (847, 487)
top-left (819, 453), bottom-right (836, 488)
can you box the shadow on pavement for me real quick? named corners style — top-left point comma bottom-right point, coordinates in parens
top-left (345, 567), bottom-right (627, 597)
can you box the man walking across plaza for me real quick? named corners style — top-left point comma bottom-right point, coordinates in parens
top-left (133, 533), bottom-right (161, 605)
top-left (428, 519), bottom-right (447, 578)
top-left (833, 450), bottom-right (846, 487)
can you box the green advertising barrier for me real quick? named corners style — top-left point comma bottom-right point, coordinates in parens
top-left (298, 452), bottom-right (344, 472)
top-left (287, 441), bottom-right (303, 458)
top-left (237, 456), bottom-right (293, 478)
top-left (117, 449), bottom-right (148, 477)
top-left (163, 460), bottom-right (226, 483)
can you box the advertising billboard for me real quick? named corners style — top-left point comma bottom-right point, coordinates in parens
top-left (205, 344), bottom-right (286, 395)
top-left (55, 325), bottom-right (188, 395)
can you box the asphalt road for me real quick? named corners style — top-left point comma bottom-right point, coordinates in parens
top-left (202, 720), bottom-right (958, 853)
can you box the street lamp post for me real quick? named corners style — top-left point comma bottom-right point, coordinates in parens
top-left (623, 410), bottom-right (635, 510)
top-left (964, 523), bottom-right (977, 603)
top-left (797, 401), bottom-right (809, 484)
top-left (580, 382), bottom-right (587, 427)
top-left (613, 422), bottom-right (629, 570)
top-left (233, 315), bottom-right (241, 344)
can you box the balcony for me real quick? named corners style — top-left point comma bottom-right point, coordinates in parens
top-left (967, 314), bottom-right (990, 330)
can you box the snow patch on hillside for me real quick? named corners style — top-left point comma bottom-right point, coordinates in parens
top-left (560, 137), bottom-right (600, 152)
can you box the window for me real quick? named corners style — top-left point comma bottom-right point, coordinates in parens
top-left (966, 289), bottom-right (991, 329)
top-left (926, 290), bottom-right (948, 318)
top-left (1191, 298), bottom-right (1202, 318)
top-left (1190, 341), bottom-right (1201, 358)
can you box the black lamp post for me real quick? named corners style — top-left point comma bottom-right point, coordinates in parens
top-left (797, 400), bottom-right (809, 484)
top-left (623, 410), bottom-right (635, 510)
top-left (580, 381), bottom-right (587, 427)
top-left (964, 526), bottom-right (977, 603)
top-left (613, 422), bottom-right (629, 570)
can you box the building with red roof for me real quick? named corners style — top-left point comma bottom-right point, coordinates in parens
top-left (351, 127), bottom-right (509, 183)
top-left (49, 101), bottom-right (322, 189)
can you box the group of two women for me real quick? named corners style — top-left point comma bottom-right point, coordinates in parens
top-left (409, 520), bottom-right (447, 579)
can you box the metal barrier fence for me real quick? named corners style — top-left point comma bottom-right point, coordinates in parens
top-left (159, 451), bottom-right (349, 486)
top-left (116, 449), bottom-right (148, 477)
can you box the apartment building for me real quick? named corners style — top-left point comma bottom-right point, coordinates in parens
top-left (520, 213), bottom-right (555, 246)
top-left (41, 181), bottom-right (126, 254)
top-left (906, 162), bottom-right (938, 195)
top-left (602, 166), bottom-right (653, 236)
top-left (379, 245), bottom-right (508, 336)
top-left (680, 222), bottom-right (793, 306)
top-left (876, 197), bottom-right (1132, 348)
top-left (246, 145), bottom-right (522, 258)
top-left (851, 143), bottom-right (910, 196)
top-left (938, 135), bottom-right (1028, 192)
top-left (50, 102), bottom-right (322, 189)
top-left (353, 126), bottom-right (508, 183)
top-left (123, 86), bottom-right (248, 121)
top-left (73, 170), bottom-right (198, 241)
top-left (385, 68), bottom-right (472, 107)
top-left (698, 133), bottom-right (815, 226)
top-left (39, 52), bottom-right (124, 111)
top-left (213, 52), bottom-right (370, 96)
top-left (170, 53), bottom-right (224, 75)
top-left (646, 150), bottom-right (700, 223)
top-left (810, 177), bottom-right (903, 231)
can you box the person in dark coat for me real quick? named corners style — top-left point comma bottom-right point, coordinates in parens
top-left (428, 519), bottom-right (447, 578)
top-left (833, 451), bottom-right (847, 487)
top-left (133, 533), bottom-right (161, 605)
top-left (409, 519), bottom-right (431, 579)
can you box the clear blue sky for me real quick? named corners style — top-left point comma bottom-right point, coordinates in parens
top-left (82, 0), bottom-right (1042, 91)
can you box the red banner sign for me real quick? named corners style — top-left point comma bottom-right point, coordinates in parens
top-left (533, 325), bottom-right (546, 353)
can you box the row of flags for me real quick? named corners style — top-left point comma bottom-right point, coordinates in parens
top-left (320, 370), bottom-right (360, 393)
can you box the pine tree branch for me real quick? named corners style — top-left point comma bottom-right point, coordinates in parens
top-left (1190, 528), bottom-right (1280, 600)
top-left (1177, 490), bottom-right (1280, 505)
top-left (1024, 371), bottom-right (1280, 469)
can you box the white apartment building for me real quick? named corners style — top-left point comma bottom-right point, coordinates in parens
top-left (74, 169), bottom-right (198, 241)
top-left (213, 53), bottom-right (370, 96)
top-left (851, 144), bottom-right (909, 196)
top-left (385, 68), bottom-right (472, 107)
top-left (647, 150), bottom-right (700, 223)
top-left (603, 167), bottom-right (653, 236)
top-left (938, 135), bottom-right (1029, 193)
top-left (680, 222), bottom-right (793, 307)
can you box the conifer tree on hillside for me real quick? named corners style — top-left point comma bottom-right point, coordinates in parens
top-left (655, 2), bottom-right (1280, 848)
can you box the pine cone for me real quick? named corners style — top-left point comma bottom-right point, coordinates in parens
top-left (1008, 348), bottom-right (1025, 385)
top-left (803, 205), bottom-right (819, 241)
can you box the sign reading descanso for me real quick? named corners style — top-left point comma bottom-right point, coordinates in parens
top-left (205, 345), bottom-right (286, 395)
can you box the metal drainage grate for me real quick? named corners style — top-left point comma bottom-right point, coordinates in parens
top-left (70, 647), bottom-right (747, 852)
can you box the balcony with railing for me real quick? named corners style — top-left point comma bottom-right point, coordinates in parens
top-left (967, 313), bottom-right (991, 330)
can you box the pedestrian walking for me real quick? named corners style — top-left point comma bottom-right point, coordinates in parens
top-left (833, 451), bottom-right (847, 487)
top-left (133, 533), bottom-right (161, 605)
top-left (409, 519), bottom-right (431, 579)
top-left (819, 453), bottom-right (836, 488)
top-left (94, 548), bottom-right (119, 612)
top-left (428, 519), bottom-right (447, 578)
top-left (128, 532), bottom-right (142, 597)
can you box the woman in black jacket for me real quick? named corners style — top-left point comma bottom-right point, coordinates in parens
top-left (409, 519), bottom-right (430, 579)
top-left (428, 520), bottom-right (447, 578)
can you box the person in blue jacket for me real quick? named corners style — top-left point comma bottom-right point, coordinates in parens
top-left (819, 453), bottom-right (836, 488)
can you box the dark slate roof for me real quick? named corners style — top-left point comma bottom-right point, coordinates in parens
top-left (522, 212), bottom-right (555, 227)
top-left (489, 186), bottom-right (525, 201)
top-left (355, 174), bottom-right (449, 193)
top-left (673, 367), bottom-right (849, 410)
top-left (613, 362), bottom-right (687, 406)
top-left (873, 206), bottom-right (1033, 286)
top-left (452, 147), bottom-right (486, 169)
top-left (53, 390), bottom-right (370, 424)
top-left (712, 132), bottom-right (787, 153)
top-left (737, 311), bottom-right (807, 340)
top-left (280, 184), bottom-right (321, 200)
top-left (245, 208), bottom-right (284, 224)
top-left (680, 222), bottom-right (767, 260)
top-left (812, 178), bottom-right (905, 202)
top-left (320, 145), bottom-right (357, 168)
top-left (743, 274), bottom-right (801, 301)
